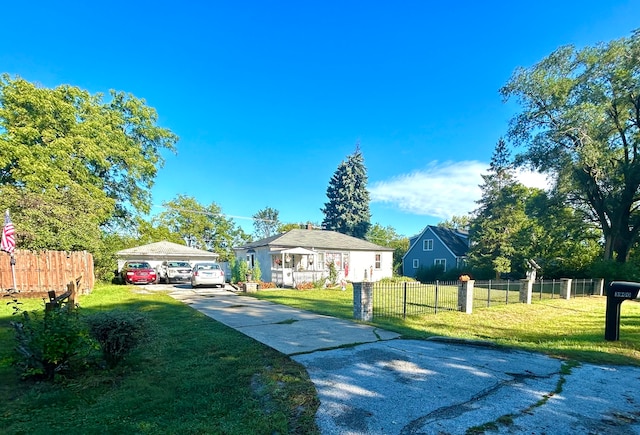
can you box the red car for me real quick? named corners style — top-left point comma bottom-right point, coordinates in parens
top-left (120, 261), bottom-right (158, 285)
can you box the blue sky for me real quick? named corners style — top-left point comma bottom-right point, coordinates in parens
top-left (2, 1), bottom-right (639, 238)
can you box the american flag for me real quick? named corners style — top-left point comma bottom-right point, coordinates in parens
top-left (1, 210), bottom-right (16, 254)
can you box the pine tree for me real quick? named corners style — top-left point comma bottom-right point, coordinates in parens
top-left (321, 144), bottom-right (371, 239)
top-left (468, 138), bottom-right (528, 279)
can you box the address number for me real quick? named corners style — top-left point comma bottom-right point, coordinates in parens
top-left (614, 291), bottom-right (634, 298)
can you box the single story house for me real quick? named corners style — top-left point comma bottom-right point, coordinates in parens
top-left (116, 240), bottom-right (219, 272)
top-left (234, 229), bottom-right (394, 287)
top-left (402, 225), bottom-right (469, 277)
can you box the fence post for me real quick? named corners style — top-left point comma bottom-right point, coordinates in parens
top-left (353, 281), bottom-right (373, 321)
top-left (458, 280), bottom-right (474, 314)
top-left (519, 279), bottom-right (533, 304)
top-left (403, 281), bottom-right (407, 319)
top-left (595, 278), bottom-right (605, 296)
top-left (560, 278), bottom-right (572, 300)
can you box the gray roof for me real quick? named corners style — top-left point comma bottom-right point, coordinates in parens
top-left (117, 241), bottom-right (219, 258)
top-left (237, 229), bottom-right (393, 251)
top-left (428, 226), bottom-right (469, 257)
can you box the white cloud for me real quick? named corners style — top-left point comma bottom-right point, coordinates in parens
top-left (369, 161), bottom-right (485, 218)
top-left (515, 168), bottom-right (552, 190)
top-left (369, 161), bottom-right (551, 218)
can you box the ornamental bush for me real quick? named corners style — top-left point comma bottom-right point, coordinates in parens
top-left (11, 302), bottom-right (95, 380)
top-left (85, 310), bottom-right (151, 368)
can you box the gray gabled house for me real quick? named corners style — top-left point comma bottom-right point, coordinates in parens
top-left (402, 225), bottom-right (469, 277)
top-left (234, 228), bottom-right (393, 287)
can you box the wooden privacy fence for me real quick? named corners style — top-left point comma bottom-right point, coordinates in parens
top-left (0, 250), bottom-right (94, 297)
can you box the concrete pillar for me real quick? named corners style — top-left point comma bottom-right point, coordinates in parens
top-left (243, 282), bottom-right (258, 293)
top-left (458, 280), bottom-right (474, 314)
top-left (353, 281), bottom-right (373, 321)
top-left (560, 278), bottom-right (572, 300)
top-left (519, 279), bottom-right (533, 304)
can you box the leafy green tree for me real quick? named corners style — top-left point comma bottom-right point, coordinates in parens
top-left (321, 144), bottom-right (371, 239)
top-left (0, 75), bottom-right (177, 252)
top-left (253, 207), bottom-right (281, 239)
top-left (520, 190), bottom-right (601, 278)
top-left (501, 30), bottom-right (640, 262)
top-left (438, 215), bottom-right (471, 231)
top-left (366, 223), bottom-right (408, 275)
top-left (156, 195), bottom-right (250, 261)
top-left (468, 139), bottom-right (530, 278)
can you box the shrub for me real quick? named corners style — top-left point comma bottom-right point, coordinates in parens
top-left (295, 282), bottom-right (314, 290)
top-left (11, 302), bottom-right (95, 380)
top-left (232, 259), bottom-right (249, 283)
top-left (258, 281), bottom-right (277, 289)
top-left (252, 259), bottom-right (262, 282)
top-left (327, 262), bottom-right (338, 286)
top-left (85, 310), bottom-right (151, 368)
top-left (379, 276), bottom-right (416, 284)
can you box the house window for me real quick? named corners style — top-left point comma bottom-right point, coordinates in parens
top-left (375, 253), bottom-right (381, 269)
top-left (413, 259), bottom-right (419, 268)
top-left (423, 239), bottom-right (433, 251)
top-left (325, 252), bottom-right (343, 269)
top-left (434, 258), bottom-right (446, 271)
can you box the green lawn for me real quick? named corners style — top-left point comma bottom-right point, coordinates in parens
top-left (0, 284), bottom-right (319, 435)
top-left (251, 286), bottom-right (640, 366)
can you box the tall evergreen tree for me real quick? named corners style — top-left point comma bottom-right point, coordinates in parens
top-left (321, 145), bottom-right (371, 239)
top-left (468, 139), bottom-right (529, 278)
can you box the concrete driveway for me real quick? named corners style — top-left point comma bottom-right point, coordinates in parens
top-left (166, 287), bottom-right (640, 434)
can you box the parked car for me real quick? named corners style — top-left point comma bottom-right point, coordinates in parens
top-left (191, 262), bottom-right (225, 288)
top-left (160, 261), bottom-right (193, 283)
top-left (120, 261), bottom-right (158, 285)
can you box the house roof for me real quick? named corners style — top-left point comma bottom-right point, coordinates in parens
top-left (403, 225), bottom-right (469, 261)
top-left (429, 226), bottom-right (469, 257)
top-left (236, 229), bottom-right (394, 252)
top-left (117, 241), bottom-right (219, 258)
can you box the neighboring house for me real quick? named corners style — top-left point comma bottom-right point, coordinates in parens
top-left (402, 226), bottom-right (469, 277)
top-left (116, 240), bottom-right (219, 272)
top-left (234, 229), bottom-right (394, 287)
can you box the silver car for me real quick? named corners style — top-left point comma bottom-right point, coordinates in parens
top-left (161, 261), bottom-right (193, 283)
top-left (191, 262), bottom-right (225, 288)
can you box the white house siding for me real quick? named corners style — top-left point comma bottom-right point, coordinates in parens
top-left (348, 250), bottom-right (393, 282)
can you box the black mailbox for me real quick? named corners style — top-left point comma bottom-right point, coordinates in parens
top-left (605, 281), bottom-right (640, 341)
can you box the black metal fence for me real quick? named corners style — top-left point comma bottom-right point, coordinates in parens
top-left (373, 278), bottom-right (602, 319)
top-left (472, 280), bottom-right (521, 309)
top-left (372, 280), bottom-right (459, 319)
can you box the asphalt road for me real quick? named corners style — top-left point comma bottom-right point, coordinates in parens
top-left (160, 286), bottom-right (640, 435)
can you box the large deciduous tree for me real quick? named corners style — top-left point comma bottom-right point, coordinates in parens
top-left (0, 75), bottom-right (178, 251)
top-left (501, 30), bottom-right (640, 262)
top-left (252, 207), bottom-right (281, 239)
top-left (321, 145), bottom-right (371, 239)
top-left (156, 195), bottom-right (251, 261)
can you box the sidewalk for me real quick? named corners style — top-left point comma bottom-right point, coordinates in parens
top-left (168, 286), bottom-right (640, 435)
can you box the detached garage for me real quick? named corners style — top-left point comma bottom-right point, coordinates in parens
top-left (116, 241), bottom-right (219, 272)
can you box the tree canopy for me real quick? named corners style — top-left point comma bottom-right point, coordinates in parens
top-left (501, 30), bottom-right (640, 262)
top-left (252, 207), bottom-right (281, 239)
top-left (0, 75), bottom-right (178, 251)
top-left (155, 195), bottom-right (250, 261)
top-left (321, 145), bottom-right (371, 239)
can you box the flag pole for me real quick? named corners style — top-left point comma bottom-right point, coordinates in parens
top-left (10, 253), bottom-right (16, 291)
top-left (2, 209), bottom-right (17, 291)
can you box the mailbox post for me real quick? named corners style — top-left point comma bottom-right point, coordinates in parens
top-left (605, 281), bottom-right (640, 341)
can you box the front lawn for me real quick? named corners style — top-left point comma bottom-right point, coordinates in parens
top-left (0, 284), bottom-right (319, 435)
top-left (251, 287), bottom-right (640, 366)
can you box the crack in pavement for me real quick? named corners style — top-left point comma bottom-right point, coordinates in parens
top-left (399, 370), bottom-right (559, 434)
